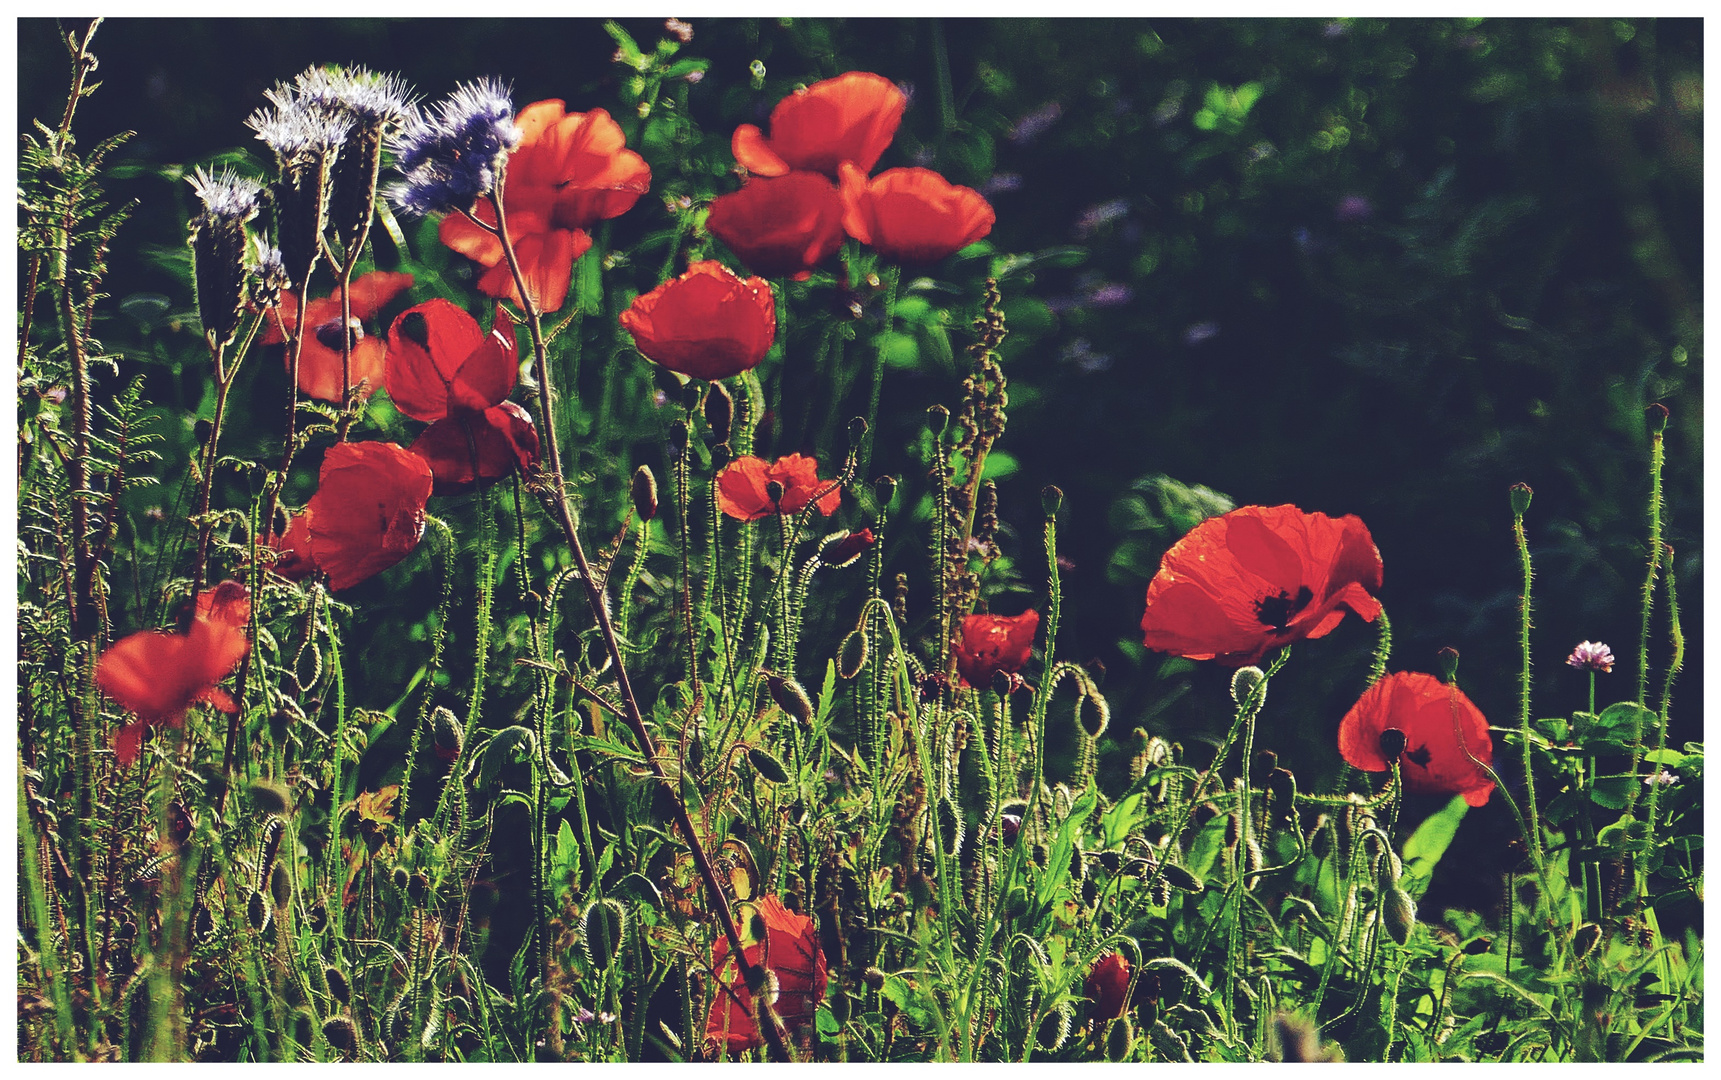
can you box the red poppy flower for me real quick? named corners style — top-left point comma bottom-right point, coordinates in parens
top-left (440, 101), bottom-right (648, 313)
top-left (1086, 951), bottom-right (1132, 1022)
top-left (267, 512), bottom-right (318, 582)
top-left (262, 271), bottom-right (416, 403)
top-left (409, 401), bottom-right (541, 495)
top-left (954, 610), bottom-right (1040, 689)
top-left (706, 894), bottom-right (829, 1054)
top-left (839, 163), bottom-right (996, 264)
top-left (384, 300), bottom-right (517, 423)
top-left (715, 454), bottom-right (840, 521)
top-left (304, 442), bottom-right (433, 591)
top-left (732, 72), bottom-right (906, 179)
top-left (1139, 504), bottom-right (1384, 667)
top-left (706, 172), bottom-right (846, 279)
top-left (620, 261), bottom-right (777, 381)
top-left (1338, 672), bottom-right (1495, 807)
top-left (96, 588), bottom-right (251, 767)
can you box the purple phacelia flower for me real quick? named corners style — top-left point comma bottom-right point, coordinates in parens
top-left (1183, 321), bottom-right (1220, 346)
top-left (1061, 338), bottom-right (1111, 374)
top-left (1076, 198), bottom-right (1130, 238)
top-left (1083, 282), bottom-right (1135, 308)
top-left (1335, 194), bottom-right (1374, 223)
top-left (1009, 101), bottom-right (1062, 145)
top-left (294, 65), bottom-right (415, 127)
top-left (1566, 641), bottom-right (1615, 673)
top-left (982, 172), bottom-right (1023, 196)
top-left (247, 80), bottom-right (355, 165)
top-left (388, 77), bottom-right (521, 217)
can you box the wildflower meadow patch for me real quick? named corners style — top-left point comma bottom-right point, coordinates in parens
top-left (16, 17), bottom-right (1701, 1063)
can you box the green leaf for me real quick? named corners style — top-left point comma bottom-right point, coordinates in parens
top-left (1100, 791), bottom-right (1147, 848)
top-left (815, 1006), bottom-right (840, 1037)
top-left (1589, 776), bottom-right (1637, 810)
top-left (1531, 717), bottom-right (1569, 743)
top-left (881, 975), bottom-right (935, 1030)
top-left (1595, 701), bottom-right (1653, 733)
top-left (979, 451), bottom-right (1018, 481)
top-left (1400, 794), bottom-right (1468, 899)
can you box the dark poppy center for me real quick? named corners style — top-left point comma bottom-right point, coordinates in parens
top-left (315, 317), bottom-right (364, 352)
top-left (1404, 745), bottom-right (1433, 769)
top-left (1254, 585), bottom-right (1314, 631)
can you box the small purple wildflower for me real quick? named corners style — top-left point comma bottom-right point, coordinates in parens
top-left (1566, 641), bottom-right (1615, 673)
top-left (294, 65), bottom-right (415, 127)
top-left (1335, 194), bottom-right (1374, 223)
top-left (1061, 338), bottom-right (1112, 374)
top-left (982, 172), bottom-right (1023, 196)
top-left (1083, 281), bottom-right (1135, 308)
top-left (1009, 101), bottom-right (1062, 145)
top-left (247, 80), bottom-right (355, 165)
top-left (1643, 769), bottom-right (1679, 789)
top-left (388, 77), bottom-right (521, 217)
top-left (188, 166), bottom-right (263, 225)
top-left (1183, 321), bottom-right (1220, 346)
top-left (1075, 198), bottom-right (1130, 238)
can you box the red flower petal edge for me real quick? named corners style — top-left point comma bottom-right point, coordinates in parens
top-left (1338, 671), bottom-right (1495, 807)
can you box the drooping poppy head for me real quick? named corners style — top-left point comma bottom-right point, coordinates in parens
top-left (954, 610), bottom-right (1040, 689)
top-left (706, 172), bottom-right (846, 280)
top-left (822, 527), bottom-right (875, 568)
top-left (1085, 951), bottom-right (1132, 1022)
top-left (705, 894), bottom-right (829, 1054)
top-left (1337, 671), bottom-right (1495, 807)
top-left (385, 299), bottom-right (517, 423)
top-left (732, 71), bottom-right (906, 179)
top-left (715, 454), bottom-right (840, 522)
top-left (408, 401), bottom-right (541, 496)
top-left (838, 163), bottom-right (996, 264)
top-left (1139, 504), bottom-right (1384, 667)
top-left (304, 441), bottom-right (433, 591)
top-left (620, 261), bottom-right (777, 382)
top-left (262, 271), bottom-right (416, 403)
top-left (95, 592), bottom-right (252, 767)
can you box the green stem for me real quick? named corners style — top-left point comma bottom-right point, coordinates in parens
top-left (1630, 416), bottom-right (1666, 795)
top-left (1511, 503), bottom-right (1544, 863)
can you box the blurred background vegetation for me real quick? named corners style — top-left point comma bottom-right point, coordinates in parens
top-left (19, 16), bottom-right (1701, 920)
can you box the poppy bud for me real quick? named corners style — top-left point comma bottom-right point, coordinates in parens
top-left (765, 672), bottom-right (815, 725)
top-left (271, 862), bottom-right (293, 907)
top-left (765, 479), bottom-right (785, 506)
top-left (194, 418), bottom-right (214, 447)
top-left (1078, 688), bottom-right (1110, 739)
top-left (1041, 485), bottom-right (1064, 517)
top-left (1268, 767), bottom-right (1298, 824)
top-left (926, 404), bottom-right (949, 435)
top-left (847, 416), bottom-right (869, 447)
top-left (325, 965), bottom-right (350, 1005)
top-left (703, 382), bottom-right (734, 444)
top-left (874, 474), bottom-right (898, 507)
top-left (1381, 884), bottom-right (1416, 946)
top-left (1646, 402), bottom-right (1669, 433)
top-left (1160, 864), bottom-right (1203, 893)
top-left (432, 706), bottom-right (464, 760)
top-left (1508, 482), bottom-right (1533, 517)
top-left (938, 797), bottom-right (964, 857)
top-left (1105, 1015), bottom-right (1136, 1061)
top-left (308, 903), bottom-right (329, 935)
top-left (248, 890), bottom-right (271, 932)
top-left (1230, 666), bottom-right (1266, 706)
top-left (409, 872), bottom-right (429, 905)
top-left (710, 441), bottom-right (733, 470)
top-left (669, 419), bottom-right (690, 454)
top-left (247, 778), bottom-right (294, 818)
top-left (1436, 646), bottom-right (1461, 684)
top-left (631, 465), bottom-right (658, 522)
top-left (838, 626), bottom-right (869, 679)
top-left (322, 1016), bottom-right (358, 1058)
top-left (1378, 727), bottom-right (1408, 763)
top-left (747, 747), bottom-right (791, 784)
top-left (392, 866), bottom-right (410, 892)
top-left (862, 966), bottom-right (887, 990)
top-left (999, 811), bottom-right (1023, 847)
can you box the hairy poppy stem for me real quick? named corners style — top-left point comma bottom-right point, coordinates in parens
top-left (1509, 495), bottom-right (1544, 866)
top-left (261, 277), bottom-right (314, 539)
top-left (486, 184), bottom-right (771, 1022)
top-left (1629, 409), bottom-right (1666, 800)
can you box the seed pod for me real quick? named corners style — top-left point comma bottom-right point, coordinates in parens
top-left (1082, 876), bottom-right (1101, 908)
top-left (1041, 485), bottom-right (1064, 518)
top-left (764, 672), bottom-right (815, 726)
top-left (1160, 864), bottom-right (1203, 893)
top-left (1377, 727), bottom-right (1407, 762)
top-left (747, 747), bottom-right (791, 784)
top-left (703, 383), bottom-right (734, 445)
top-left (710, 441), bottom-right (733, 470)
top-left (926, 405), bottom-right (949, 435)
top-left (270, 862), bottom-right (293, 908)
top-left (322, 1015), bottom-right (358, 1058)
top-left (408, 872), bottom-right (429, 905)
top-left (248, 778), bottom-right (294, 817)
top-left (1508, 482), bottom-right (1533, 517)
top-left (326, 965), bottom-right (350, 1005)
top-left (1230, 666), bottom-right (1266, 706)
top-left (874, 474), bottom-right (898, 508)
top-left (631, 465), bottom-right (659, 522)
top-left (582, 898), bottom-right (628, 970)
top-left (1382, 884), bottom-right (1416, 946)
top-left (669, 418), bottom-right (690, 454)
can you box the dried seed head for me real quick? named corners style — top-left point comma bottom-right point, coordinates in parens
top-left (630, 465), bottom-right (658, 522)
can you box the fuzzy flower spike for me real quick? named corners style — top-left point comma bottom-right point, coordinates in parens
top-left (293, 65), bottom-right (417, 257)
top-left (389, 78), bottom-right (521, 218)
top-left (248, 79), bottom-right (353, 283)
top-left (187, 167), bottom-right (264, 346)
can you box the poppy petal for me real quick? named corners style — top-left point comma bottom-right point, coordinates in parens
top-left (732, 123), bottom-right (791, 177)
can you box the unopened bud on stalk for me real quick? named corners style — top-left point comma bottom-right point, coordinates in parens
top-left (270, 862), bottom-right (293, 907)
top-left (432, 706), bottom-right (464, 760)
top-left (765, 672), bottom-right (815, 726)
top-left (1160, 864), bottom-right (1203, 893)
top-left (873, 474), bottom-right (898, 507)
top-left (1230, 665), bottom-right (1266, 705)
top-left (682, 378), bottom-right (704, 410)
top-left (247, 778), bottom-right (294, 818)
top-left (1508, 482), bottom-right (1533, 517)
top-left (710, 442), bottom-right (733, 470)
top-left (187, 168), bottom-right (264, 347)
top-left (926, 404), bottom-right (949, 435)
top-left (322, 1016), bottom-right (358, 1057)
top-left (631, 465), bottom-right (658, 522)
top-left (1436, 646), bottom-right (1460, 684)
top-left (748, 747), bottom-right (792, 783)
top-left (668, 419), bottom-right (690, 454)
top-left (847, 416), bottom-right (869, 448)
top-left (1381, 882), bottom-right (1416, 945)
top-left (1378, 727), bottom-right (1408, 762)
top-left (862, 966), bottom-right (887, 990)
top-left (325, 966), bottom-right (350, 1005)
top-left (1646, 402), bottom-right (1669, 433)
top-left (1041, 485), bottom-right (1064, 517)
top-left (703, 382), bottom-right (734, 444)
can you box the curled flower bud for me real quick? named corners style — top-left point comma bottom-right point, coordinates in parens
top-left (187, 168), bottom-right (264, 347)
